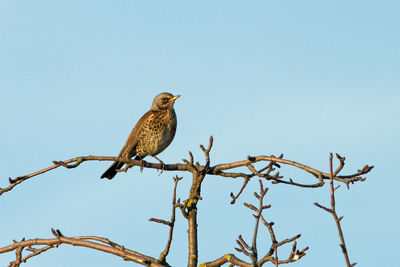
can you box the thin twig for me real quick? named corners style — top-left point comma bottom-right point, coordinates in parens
top-left (314, 153), bottom-right (356, 267)
top-left (149, 176), bottom-right (182, 263)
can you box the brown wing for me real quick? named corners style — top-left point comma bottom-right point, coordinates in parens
top-left (118, 110), bottom-right (153, 158)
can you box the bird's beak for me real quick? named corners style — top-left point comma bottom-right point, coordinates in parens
top-left (170, 95), bottom-right (181, 102)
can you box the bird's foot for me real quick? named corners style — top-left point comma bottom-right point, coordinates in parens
top-left (152, 156), bottom-right (165, 175)
top-left (125, 162), bottom-right (134, 172)
top-left (121, 156), bottom-right (134, 172)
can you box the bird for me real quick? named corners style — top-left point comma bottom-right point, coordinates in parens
top-left (101, 92), bottom-right (180, 179)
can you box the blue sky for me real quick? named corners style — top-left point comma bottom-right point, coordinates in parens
top-left (1, 1), bottom-right (399, 266)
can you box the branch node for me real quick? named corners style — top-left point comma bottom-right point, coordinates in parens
top-left (247, 155), bottom-right (256, 162)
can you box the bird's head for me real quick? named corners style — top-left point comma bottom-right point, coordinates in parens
top-left (151, 92), bottom-right (180, 111)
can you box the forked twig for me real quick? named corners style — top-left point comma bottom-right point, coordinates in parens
top-left (314, 153), bottom-right (357, 267)
top-left (204, 180), bottom-right (308, 266)
top-left (149, 176), bottom-right (182, 263)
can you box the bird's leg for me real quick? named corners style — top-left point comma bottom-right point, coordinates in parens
top-left (115, 156), bottom-right (133, 173)
top-left (152, 156), bottom-right (165, 175)
top-left (122, 155), bottom-right (133, 171)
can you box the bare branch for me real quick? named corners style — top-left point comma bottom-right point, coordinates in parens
top-left (149, 218), bottom-right (171, 226)
top-left (235, 236), bottom-right (252, 257)
top-left (314, 153), bottom-right (356, 267)
top-left (149, 176), bottom-right (182, 263)
top-left (200, 135), bottom-right (213, 172)
top-left (213, 154), bottom-right (371, 187)
top-left (313, 202), bottom-right (333, 213)
top-left (216, 180), bottom-right (308, 266)
top-left (185, 137), bottom-right (215, 267)
top-left (237, 235), bottom-right (252, 252)
top-left (3, 138), bottom-right (372, 199)
top-left (1, 229), bottom-right (168, 267)
top-left (200, 254), bottom-right (253, 267)
top-left (3, 156), bottom-right (186, 197)
top-left (230, 177), bottom-right (251, 204)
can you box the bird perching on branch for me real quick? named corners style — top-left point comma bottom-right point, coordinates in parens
top-left (101, 92), bottom-right (180, 179)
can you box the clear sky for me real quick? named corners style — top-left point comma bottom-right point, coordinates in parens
top-left (1, 1), bottom-right (399, 266)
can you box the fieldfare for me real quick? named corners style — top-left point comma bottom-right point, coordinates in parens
top-left (101, 92), bottom-right (180, 179)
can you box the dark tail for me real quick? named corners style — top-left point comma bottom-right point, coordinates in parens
top-left (101, 161), bottom-right (125, 179)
